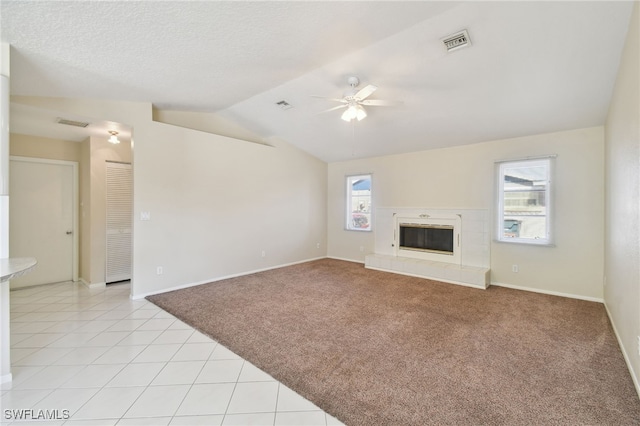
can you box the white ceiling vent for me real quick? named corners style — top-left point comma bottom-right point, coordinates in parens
top-left (56, 117), bottom-right (90, 127)
top-left (275, 100), bottom-right (293, 111)
top-left (442, 29), bottom-right (471, 52)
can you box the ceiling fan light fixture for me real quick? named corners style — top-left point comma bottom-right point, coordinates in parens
top-left (341, 103), bottom-right (367, 122)
top-left (319, 76), bottom-right (397, 122)
top-left (341, 105), bottom-right (357, 122)
top-left (108, 130), bottom-right (120, 144)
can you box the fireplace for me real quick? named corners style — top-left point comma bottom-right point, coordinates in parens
top-left (399, 224), bottom-right (454, 255)
top-left (395, 215), bottom-right (461, 264)
top-left (367, 209), bottom-right (489, 288)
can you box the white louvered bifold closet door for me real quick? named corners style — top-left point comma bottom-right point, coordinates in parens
top-left (106, 162), bottom-right (132, 283)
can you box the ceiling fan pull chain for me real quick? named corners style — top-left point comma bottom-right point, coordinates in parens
top-left (351, 120), bottom-right (356, 157)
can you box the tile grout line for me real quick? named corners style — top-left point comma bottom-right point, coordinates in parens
top-left (220, 358), bottom-right (249, 424)
top-left (273, 381), bottom-right (281, 426)
top-left (159, 325), bottom-right (208, 424)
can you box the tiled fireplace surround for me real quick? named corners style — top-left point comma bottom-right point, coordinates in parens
top-left (365, 208), bottom-right (490, 289)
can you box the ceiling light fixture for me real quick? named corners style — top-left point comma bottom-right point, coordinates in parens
top-left (341, 103), bottom-right (367, 122)
top-left (108, 130), bottom-right (120, 144)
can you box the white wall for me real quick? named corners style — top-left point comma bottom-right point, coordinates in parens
top-left (153, 109), bottom-right (268, 146)
top-left (0, 42), bottom-right (11, 383)
top-left (134, 124), bottom-right (327, 297)
top-left (11, 97), bottom-right (327, 298)
top-left (328, 126), bottom-right (605, 300)
top-left (604, 2), bottom-right (639, 395)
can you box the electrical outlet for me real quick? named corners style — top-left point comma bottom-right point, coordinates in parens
top-left (261, 250), bottom-right (266, 258)
top-left (140, 211), bottom-right (151, 221)
top-left (316, 242), bottom-right (320, 249)
top-left (359, 246), bottom-right (364, 252)
top-left (512, 264), bottom-right (519, 273)
top-left (156, 266), bottom-right (163, 275)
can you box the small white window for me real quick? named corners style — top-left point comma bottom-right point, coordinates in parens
top-left (346, 174), bottom-right (372, 231)
top-left (497, 158), bottom-right (552, 245)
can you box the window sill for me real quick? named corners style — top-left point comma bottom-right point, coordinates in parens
top-left (493, 239), bottom-right (555, 247)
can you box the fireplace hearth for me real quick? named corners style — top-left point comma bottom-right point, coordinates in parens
top-left (366, 208), bottom-right (490, 289)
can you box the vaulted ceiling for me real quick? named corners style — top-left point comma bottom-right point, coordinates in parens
top-left (1, 1), bottom-right (634, 162)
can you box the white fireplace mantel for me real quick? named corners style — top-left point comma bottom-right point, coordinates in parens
top-left (365, 208), bottom-right (490, 289)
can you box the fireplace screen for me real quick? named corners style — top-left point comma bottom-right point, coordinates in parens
top-left (399, 224), bottom-right (454, 255)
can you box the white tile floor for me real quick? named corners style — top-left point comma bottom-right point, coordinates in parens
top-left (1, 281), bottom-right (345, 425)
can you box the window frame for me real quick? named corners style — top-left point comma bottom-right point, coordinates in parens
top-left (345, 173), bottom-right (373, 232)
top-left (496, 157), bottom-right (554, 246)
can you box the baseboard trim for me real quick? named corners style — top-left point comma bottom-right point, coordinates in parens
top-left (604, 302), bottom-right (640, 399)
top-left (132, 256), bottom-right (328, 300)
top-left (80, 279), bottom-right (106, 290)
top-left (326, 256), bottom-right (365, 264)
top-left (490, 281), bottom-right (604, 303)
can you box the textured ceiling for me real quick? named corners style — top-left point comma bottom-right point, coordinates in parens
top-left (2, 1), bottom-right (453, 111)
top-left (1, 1), bottom-right (635, 162)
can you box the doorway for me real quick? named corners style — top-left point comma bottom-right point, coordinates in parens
top-left (106, 161), bottom-right (132, 283)
top-left (9, 156), bottom-right (78, 288)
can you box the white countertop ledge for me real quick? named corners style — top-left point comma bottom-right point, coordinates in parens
top-left (0, 258), bottom-right (37, 283)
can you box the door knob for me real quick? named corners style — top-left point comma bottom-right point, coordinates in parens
top-left (66, 230), bottom-right (73, 235)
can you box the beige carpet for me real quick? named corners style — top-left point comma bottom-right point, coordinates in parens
top-left (148, 258), bottom-right (640, 425)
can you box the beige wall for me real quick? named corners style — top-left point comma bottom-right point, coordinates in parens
top-left (11, 96), bottom-right (328, 298)
top-left (10, 133), bottom-right (81, 162)
top-left (604, 2), bottom-right (639, 395)
top-left (328, 126), bottom-right (605, 300)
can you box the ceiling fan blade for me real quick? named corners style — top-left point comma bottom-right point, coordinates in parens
top-left (311, 96), bottom-right (348, 103)
top-left (360, 99), bottom-right (403, 106)
top-left (319, 104), bottom-right (348, 114)
top-left (354, 84), bottom-right (377, 100)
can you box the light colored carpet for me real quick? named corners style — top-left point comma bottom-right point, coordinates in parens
top-left (148, 258), bottom-right (640, 425)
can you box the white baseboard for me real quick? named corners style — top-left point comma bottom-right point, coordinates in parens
top-left (80, 279), bottom-right (106, 290)
top-left (132, 256), bottom-right (328, 300)
top-left (326, 256), bottom-right (364, 264)
top-left (490, 281), bottom-right (604, 303)
top-left (604, 302), bottom-right (640, 399)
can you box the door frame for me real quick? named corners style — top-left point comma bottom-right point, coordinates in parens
top-left (10, 156), bottom-right (79, 283)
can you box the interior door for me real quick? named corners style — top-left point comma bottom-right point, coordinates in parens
top-left (9, 157), bottom-right (77, 288)
top-left (105, 162), bottom-right (132, 283)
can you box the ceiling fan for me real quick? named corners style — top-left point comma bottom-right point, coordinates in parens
top-left (315, 76), bottom-right (401, 122)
